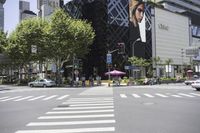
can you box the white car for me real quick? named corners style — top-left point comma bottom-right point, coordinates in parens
top-left (28, 79), bottom-right (56, 87)
top-left (191, 80), bottom-right (200, 91)
top-left (184, 78), bottom-right (198, 85)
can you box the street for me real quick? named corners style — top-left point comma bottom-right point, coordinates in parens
top-left (0, 83), bottom-right (200, 133)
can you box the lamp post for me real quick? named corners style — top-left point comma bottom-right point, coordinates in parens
top-left (132, 38), bottom-right (141, 57)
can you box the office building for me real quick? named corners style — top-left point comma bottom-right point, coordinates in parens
top-left (37, 0), bottom-right (64, 18)
top-left (63, 0), bottom-right (200, 78)
top-left (19, 0), bottom-right (37, 21)
top-left (0, 0), bottom-right (6, 31)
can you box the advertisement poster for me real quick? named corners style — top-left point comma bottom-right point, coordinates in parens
top-left (129, 0), bottom-right (146, 57)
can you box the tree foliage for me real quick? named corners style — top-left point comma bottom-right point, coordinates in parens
top-left (128, 56), bottom-right (150, 67)
top-left (0, 30), bottom-right (7, 53)
top-left (47, 9), bottom-right (95, 62)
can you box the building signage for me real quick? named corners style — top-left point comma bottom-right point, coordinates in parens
top-left (158, 23), bottom-right (169, 31)
top-left (185, 48), bottom-right (199, 57)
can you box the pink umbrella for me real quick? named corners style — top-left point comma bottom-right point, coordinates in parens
top-left (105, 70), bottom-right (126, 76)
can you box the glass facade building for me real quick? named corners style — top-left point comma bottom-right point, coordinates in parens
top-left (63, 0), bottom-right (152, 78)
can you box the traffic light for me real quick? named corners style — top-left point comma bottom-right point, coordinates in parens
top-left (118, 43), bottom-right (125, 54)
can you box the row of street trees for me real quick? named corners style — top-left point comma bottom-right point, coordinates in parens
top-left (128, 56), bottom-right (174, 78)
top-left (0, 9), bottom-right (95, 85)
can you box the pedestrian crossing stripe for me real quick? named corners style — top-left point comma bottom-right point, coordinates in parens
top-left (119, 93), bottom-right (200, 98)
top-left (46, 109), bottom-right (114, 114)
top-left (15, 127), bottom-right (115, 133)
top-left (0, 95), bottom-right (70, 102)
top-left (27, 120), bottom-right (116, 126)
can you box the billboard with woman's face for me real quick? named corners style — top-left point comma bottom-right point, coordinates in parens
top-left (129, 0), bottom-right (146, 57)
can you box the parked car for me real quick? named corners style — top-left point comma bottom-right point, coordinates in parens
top-left (191, 80), bottom-right (200, 91)
top-left (28, 79), bottom-right (56, 87)
top-left (184, 78), bottom-right (198, 85)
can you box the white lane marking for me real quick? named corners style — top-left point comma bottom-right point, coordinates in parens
top-left (28, 95), bottom-right (46, 101)
top-left (27, 120), bottom-right (116, 126)
top-left (53, 106), bottom-right (114, 110)
top-left (56, 95), bottom-right (69, 100)
top-left (14, 96), bottom-right (33, 101)
top-left (171, 95), bottom-right (182, 98)
top-left (155, 93), bottom-right (168, 98)
top-left (69, 103), bottom-right (113, 107)
top-left (42, 95), bottom-right (58, 101)
top-left (190, 93), bottom-right (200, 97)
top-left (68, 99), bottom-right (113, 102)
top-left (38, 114), bottom-right (114, 119)
top-left (144, 94), bottom-right (154, 98)
top-left (120, 94), bottom-right (127, 98)
top-left (46, 109), bottom-right (114, 114)
top-left (70, 97), bottom-right (113, 100)
top-left (62, 101), bottom-right (113, 104)
top-left (132, 94), bottom-right (141, 98)
top-left (0, 96), bottom-right (9, 100)
top-left (0, 96), bottom-right (22, 102)
top-left (178, 93), bottom-right (195, 97)
top-left (15, 127), bottom-right (115, 133)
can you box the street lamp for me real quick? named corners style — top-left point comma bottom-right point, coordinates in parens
top-left (132, 38), bottom-right (141, 57)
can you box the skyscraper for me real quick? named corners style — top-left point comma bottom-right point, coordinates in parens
top-left (37, 0), bottom-right (63, 18)
top-left (0, 0), bottom-right (6, 31)
top-left (19, 0), bottom-right (36, 21)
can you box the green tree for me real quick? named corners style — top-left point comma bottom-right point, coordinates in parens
top-left (4, 18), bottom-right (48, 82)
top-left (0, 30), bottom-right (7, 53)
top-left (128, 56), bottom-right (150, 78)
top-left (47, 9), bottom-right (95, 85)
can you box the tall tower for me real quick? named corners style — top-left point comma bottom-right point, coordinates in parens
top-left (19, 0), bottom-right (36, 21)
top-left (0, 0), bottom-right (6, 31)
top-left (37, 0), bottom-right (63, 18)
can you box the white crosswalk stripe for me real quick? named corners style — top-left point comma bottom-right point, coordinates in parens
top-left (62, 100), bottom-right (112, 104)
top-left (171, 95), bottom-right (182, 98)
top-left (27, 120), bottom-right (116, 126)
top-left (14, 96), bottom-right (34, 101)
top-left (53, 106), bottom-right (114, 110)
top-left (155, 93), bottom-right (168, 98)
top-left (28, 95), bottom-right (46, 101)
top-left (56, 95), bottom-right (69, 100)
top-left (46, 109), bottom-right (114, 114)
top-left (38, 114), bottom-right (114, 119)
top-left (178, 93), bottom-right (195, 97)
top-left (0, 96), bottom-right (9, 100)
top-left (190, 93), bottom-right (200, 97)
top-left (15, 127), bottom-right (115, 133)
top-left (0, 95), bottom-right (70, 102)
top-left (144, 94), bottom-right (154, 98)
top-left (120, 94), bottom-right (127, 98)
top-left (132, 93), bottom-right (141, 98)
top-left (42, 95), bottom-right (58, 100)
top-left (15, 97), bottom-right (115, 133)
top-left (119, 93), bottom-right (200, 99)
top-left (0, 96), bottom-right (22, 102)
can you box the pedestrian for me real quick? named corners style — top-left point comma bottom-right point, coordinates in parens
top-left (81, 75), bottom-right (86, 87)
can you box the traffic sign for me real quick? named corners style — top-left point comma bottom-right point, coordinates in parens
top-left (106, 53), bottom-right (112, 64)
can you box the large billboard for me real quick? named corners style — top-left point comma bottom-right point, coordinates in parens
top-left (129, 0), bottom-right (146, 57)
top-left (154, 7), bottom-right (190, 65)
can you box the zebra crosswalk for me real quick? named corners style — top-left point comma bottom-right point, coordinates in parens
top-left (15, 97), bottom-right (115, 133)
top-left (119, 92), bottom-right (200, 99)
top-left (0, 95), bottom-right (69, 102)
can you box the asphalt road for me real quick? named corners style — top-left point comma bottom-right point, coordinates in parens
top-left (0, 83), bottom-right (200, 133)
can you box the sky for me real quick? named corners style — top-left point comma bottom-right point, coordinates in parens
top-left (4, 0), bottom-right (71, 34)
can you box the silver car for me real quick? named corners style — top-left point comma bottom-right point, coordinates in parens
top-left (191, 80), bottom-right (200, 91)
top-left (28, 79), bottom-right (56, 87)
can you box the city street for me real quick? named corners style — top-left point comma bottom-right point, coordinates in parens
top-left (0, 83), bottom-right (200, 133)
